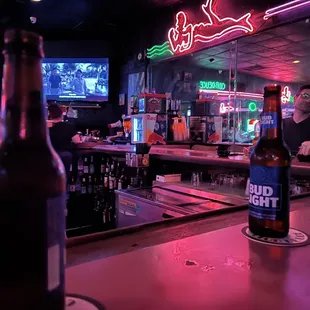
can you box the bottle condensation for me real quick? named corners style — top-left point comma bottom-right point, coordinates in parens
top-left (249, 84), bottom-right (291, 238)
top-left (0, 30), bottom-right (66, 309)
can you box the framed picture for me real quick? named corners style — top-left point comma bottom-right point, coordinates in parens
top-left (119, 94), bottom-right (125, 106)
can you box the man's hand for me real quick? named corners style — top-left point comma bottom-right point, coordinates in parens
top-left (298, 141), bottom-right (310, 156)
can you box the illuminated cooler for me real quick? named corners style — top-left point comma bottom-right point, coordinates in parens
top-left (131, 113), bottom-right (167, 145)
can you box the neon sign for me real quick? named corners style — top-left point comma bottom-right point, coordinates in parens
top-left (199, 80), bottom-right (226, 90)
top-left (248, 102), bottom-right (257, 112)
top-left (264, 0), bottom-right (310, 20)
top-left (220, 102), bottom-right (234, 113)
top-left (199, 89), bottom-right (264, 100)
top-left (281, 86), bottom-right (292, 104)
top-left (146, 41), bottom-right (174, 59)
top-left (168, 0), bottom-right (254, 54)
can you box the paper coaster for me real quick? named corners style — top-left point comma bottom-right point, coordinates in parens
top-left (66, 294), bottom-right (106, 310)
top-left (241, 226), bottom-right (309, 247)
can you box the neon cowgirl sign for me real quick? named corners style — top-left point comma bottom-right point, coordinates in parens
top-left (147, 0), bottom-right (310, 59)
top-left (168, 0), bottom-right (254, 54)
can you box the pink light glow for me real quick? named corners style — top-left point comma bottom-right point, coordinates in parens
top-left (168, 0), bottom-right (254, 54)
top-left (264, 0), bottom-right (310, 20)
top-left (199, 89), bottom-right (264, 100)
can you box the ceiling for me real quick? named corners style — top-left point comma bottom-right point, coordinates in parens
top-left (190, 19), bottom-right (310, 84)
top-left (0, 0), bottom-right (185, 39)
top-left (0, 0), bottom-right (293, 39)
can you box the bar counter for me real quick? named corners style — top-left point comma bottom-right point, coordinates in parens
top-left (87, 144), bottom-right (310, 176)
top-left (66, 197), bottom-right (310, 310)
top-left (150, 147), bottom-right (310, 176)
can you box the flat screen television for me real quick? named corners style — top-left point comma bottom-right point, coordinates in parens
top-left (42, 58), bottom-right (109, 102)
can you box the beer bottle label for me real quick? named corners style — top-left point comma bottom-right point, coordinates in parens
top-left (0, 195), bottom-right (66, 304)
top-left (249, 165), bottom-right (290, 221)
top-left (260, 113), bottom-right (278, 129)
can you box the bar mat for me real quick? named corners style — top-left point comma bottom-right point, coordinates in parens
top-left (241, 226), bottom-right (309, 247)
top-left (66, 294), bottom-right (106, 310)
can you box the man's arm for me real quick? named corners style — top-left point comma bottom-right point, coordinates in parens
top-left (68, 123), bottom-right (80, 144)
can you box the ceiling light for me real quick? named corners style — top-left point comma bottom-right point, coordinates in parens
top-left (292, 60), bottom-right (300, 64)
top-left (31, 0), bottom-right (41, 2)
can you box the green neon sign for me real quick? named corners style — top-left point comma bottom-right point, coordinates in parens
top-left (248, 102), bottom-right (257, 112)
top-left (199, 80), bottom-right (226, 90)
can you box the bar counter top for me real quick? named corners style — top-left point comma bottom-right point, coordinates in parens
top-left (150, 147), bottom-right (310, 176)
top-left (66, 202), bottom-right (310, 310)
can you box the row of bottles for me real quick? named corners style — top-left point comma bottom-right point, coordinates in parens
top-left (69, 155), bottom-right (125, 196)
top-left (66, 153), bottom-right (150, 235)
top-left (66, 154), bottom-right (126, 233)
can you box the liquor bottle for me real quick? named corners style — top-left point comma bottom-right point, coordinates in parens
top-left (109, 160), bottom-right (116, 189)
top-left (106, 157), bottom-right (110, 174)
top-left (249, 85), bottom-right (291, 238)
top-left (83, 157), bottom-right (89, 174)
top-left (117, 169), bottom-right (125, 190)
top-left (69, 176), bottom-right (76, 196)
top-left (75, 173), bottom-right (82, 196)
top-left (104, 167), bottom-right (109, 191)
top-left (77, 156), bottom-right (83, 171)
top-left (98, 175), bottom-right (104, 193)
top-left (81, 177), bottom-right (87, 195)
top-left (93, 176), bottom-right (98, 194)
top-left (100, 156), bottom-right (105, 174)
top-left (89, 155), bottom-right (95, 174)
top-left (87, 175), bottom-right (93, 195)
top-left (109, 169), bottom-right (115, 192)
top-left (0, 30), bottom-right (66, 309)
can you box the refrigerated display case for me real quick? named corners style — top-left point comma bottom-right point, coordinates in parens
top-left (131, 113), bottom-right (167, 145)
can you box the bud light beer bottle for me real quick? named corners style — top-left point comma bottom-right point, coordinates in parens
top-left (248, 85), bottom-right (291, 238)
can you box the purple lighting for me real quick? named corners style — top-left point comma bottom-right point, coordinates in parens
top-left (264, 0), bottom-right (310, 20)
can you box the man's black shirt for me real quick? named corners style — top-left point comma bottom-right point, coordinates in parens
top-left (49, 122), bottom-right (76, 152)
top-left (283, 116), bottom-right (310, 155)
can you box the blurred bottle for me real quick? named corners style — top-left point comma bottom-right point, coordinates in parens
top-left (83, 157), bottom-right (89, 174)
top-left (0, 30), bottom-right (66, 309)
top-left (89, 155), bottom-right (95, 174)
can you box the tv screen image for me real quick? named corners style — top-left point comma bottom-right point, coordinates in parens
top-left (42, 58), bottom-right (109, 102)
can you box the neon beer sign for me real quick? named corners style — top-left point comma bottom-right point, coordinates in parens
top-left (281, 86), bottom-right (291, 104)
top-left (168, 0), bottom-right (254, 54)
top-left (199, 80), bottom-right (226, 90)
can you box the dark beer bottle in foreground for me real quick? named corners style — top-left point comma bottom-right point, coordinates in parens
top-left (249, 84), bottom-right (291, 238)
top-left (0, 30), bottom-right (66, 309)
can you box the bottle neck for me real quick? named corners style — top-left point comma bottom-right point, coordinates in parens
top-left (1, 54), bottom-right (48, 143)
top-left (260, 99), bottom-right (283, 140)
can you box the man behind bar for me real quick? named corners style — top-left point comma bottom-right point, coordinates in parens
top-left (283, 84), bottom-right (310, 156)
top-left (245, 84), bottom-right (310, 157)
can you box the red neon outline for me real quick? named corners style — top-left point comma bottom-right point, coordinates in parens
top-left (168, 0), bottom-right (254, 54)
top-left (167, 11), bottom-right (195, 53)
top-left (264, 0), bottom-right (310, 20)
